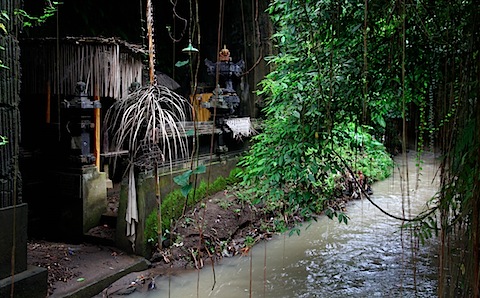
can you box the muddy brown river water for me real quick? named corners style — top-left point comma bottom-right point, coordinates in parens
top-left (131, 151), bottom-right (440, 297)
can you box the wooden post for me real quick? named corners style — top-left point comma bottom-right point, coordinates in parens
top-left (94, 86), bottom-right (101, 169)
top-left (46, 81), bottom-right (51, 123)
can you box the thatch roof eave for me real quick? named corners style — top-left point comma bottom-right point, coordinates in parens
top-left (20, 36), bottom-right (146, 55)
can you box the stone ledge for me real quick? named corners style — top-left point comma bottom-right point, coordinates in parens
top-left (0, 265), bottom-right (48, 298)
top-left (49, 257), bottom-right (150, 298)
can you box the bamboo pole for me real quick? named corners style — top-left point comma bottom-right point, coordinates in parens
top-left (146, 0), bottom-right (161, 249)
top-left (147, 0), bottom-right (155, 85)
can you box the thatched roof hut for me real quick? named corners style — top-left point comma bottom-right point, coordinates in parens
top-left (21, 37), bottom-right (145, 99)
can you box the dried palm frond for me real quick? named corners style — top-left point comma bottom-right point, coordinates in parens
top-left (103, 78), bottom-right (192, 252)
top-left (104, 84), bottom-right (191, 172)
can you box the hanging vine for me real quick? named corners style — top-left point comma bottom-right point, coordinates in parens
top-left (240, 0), bottom-right (479, 295)
top-left (104, 0), bottom-right (192, 252)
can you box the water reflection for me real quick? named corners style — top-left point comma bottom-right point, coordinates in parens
top-left (132, 151), bottom-right (440, 297)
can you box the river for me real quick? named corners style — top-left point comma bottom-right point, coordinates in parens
top-left (131, 151), bottom-right (440, 297)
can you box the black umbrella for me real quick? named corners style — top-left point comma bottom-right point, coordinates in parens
top-left (155, 71), bottom-right (181, 91)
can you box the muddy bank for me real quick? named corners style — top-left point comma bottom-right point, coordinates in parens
top-left (26, 171), bottom-right (370, 297)
top-left (99, 180), bottom-right (368, 297)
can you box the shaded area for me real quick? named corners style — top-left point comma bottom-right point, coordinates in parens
top-left (27, 240), bottom-right (149, 297)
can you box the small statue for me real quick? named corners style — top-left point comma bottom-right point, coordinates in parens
top-left (129, 82), bottom-right (141, 93)
top-left (75, 81), bottom-right (87, 97)
top-left (219, 46), bottom-right (231, 62)
top-left (203, 45), bottom-right (245, 115)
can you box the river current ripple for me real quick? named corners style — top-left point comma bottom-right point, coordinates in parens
top-left (132, 151), bottom-right (440, 298)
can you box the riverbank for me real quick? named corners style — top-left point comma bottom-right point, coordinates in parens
top-left (93, 179), bottom-right (367, 296)
top-left (26, 151), bottom-right (441, 297)
top-left (107, 150), bottom-right (439, 297)
top-left (26, 176), bottom-right (364, 297)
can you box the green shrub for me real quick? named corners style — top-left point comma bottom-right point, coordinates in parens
top-left (145, 167), bottom-right (243, 247)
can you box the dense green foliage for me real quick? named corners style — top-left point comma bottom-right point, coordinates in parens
top-left (239, 0), bottom-right (399, 223)
top-left (1, 1), bottom-right (58, 69)
top-left (14, 1), bottom-right (58, 28)
top-left (239, 0), bottom-right (479, 295)
top-left (145, 167), bottom-right (243, 246)
top-left (240, 122), bottom-right (393, 218)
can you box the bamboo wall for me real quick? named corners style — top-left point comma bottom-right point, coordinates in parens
top-left (0, 0), bottom-right (23, 208)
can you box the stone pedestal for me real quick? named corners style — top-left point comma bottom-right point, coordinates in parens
top-left (0, 266), bottom-right (48, 298)
top-left (42, 166), bottom-right (107, 240)
top-left (0, 203), bottom-right (48, 297)
top-left (0, 204), bottom-right (28, 279)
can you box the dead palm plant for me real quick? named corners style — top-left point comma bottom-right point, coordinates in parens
top-left (104, 0), bottom-right (191, 251)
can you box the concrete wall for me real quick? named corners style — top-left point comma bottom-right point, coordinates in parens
top-left (116, 155), bottom-right (239, 257)
top-left (82, 168), bottom-right (107, 234)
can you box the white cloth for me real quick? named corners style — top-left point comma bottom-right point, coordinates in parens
top-left (126, 165), bottom-right (138, 251)
top-left (225, 117), bottom-right (256, 139)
